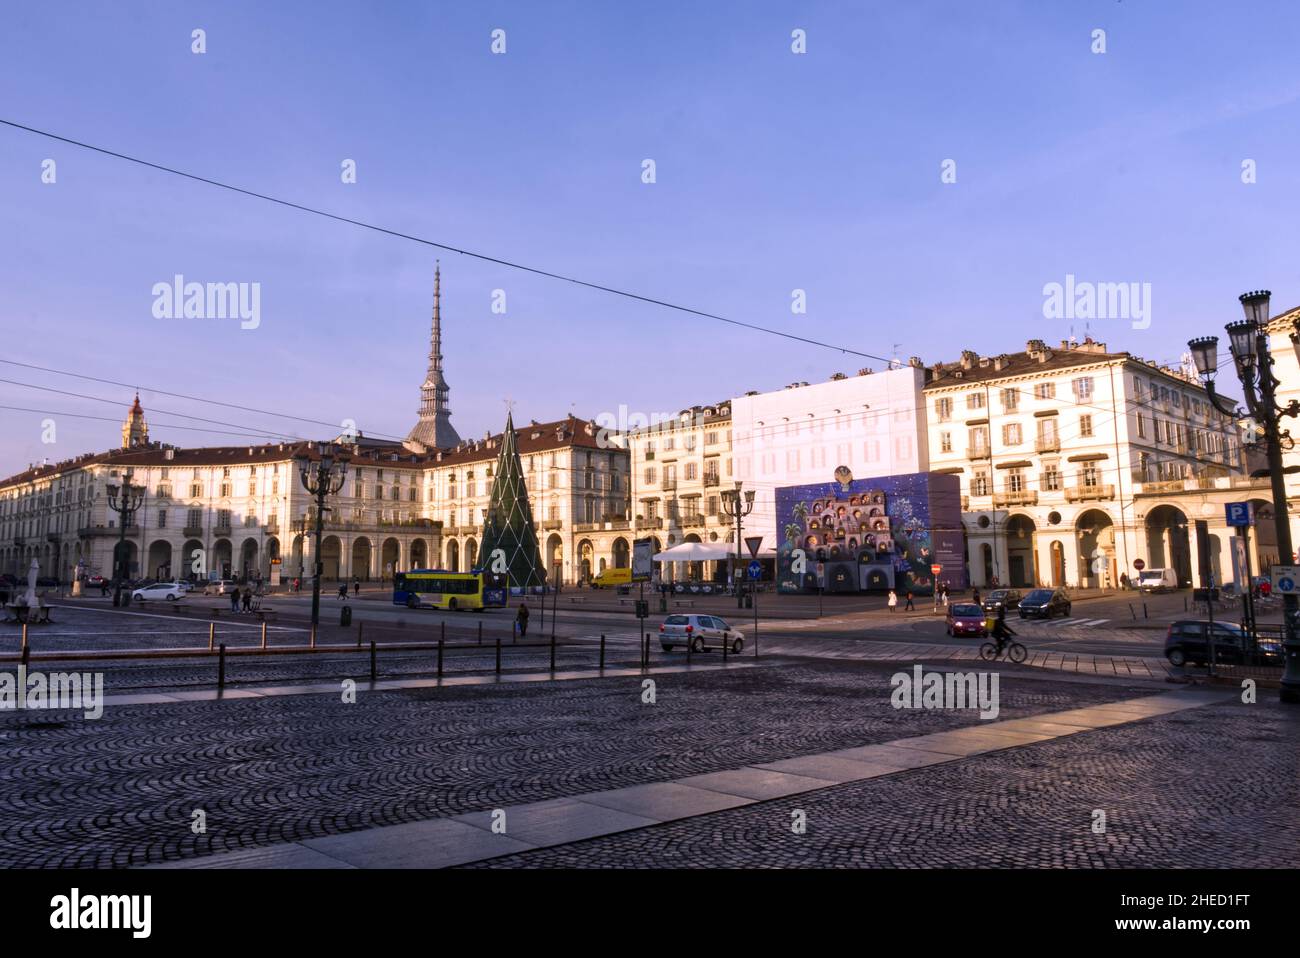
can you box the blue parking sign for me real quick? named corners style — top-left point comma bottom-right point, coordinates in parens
top-left (1225, 502), bottom-right (1253, 527)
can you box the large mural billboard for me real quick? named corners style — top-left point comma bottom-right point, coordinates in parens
top-left (774, 469), bottom-right (968, 595)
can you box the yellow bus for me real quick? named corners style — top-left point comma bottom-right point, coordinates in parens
top-left (393, 569), bottom-right (508, 611)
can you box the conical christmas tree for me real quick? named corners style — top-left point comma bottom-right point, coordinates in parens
top-left (478, 412), bottom-right (547, 589)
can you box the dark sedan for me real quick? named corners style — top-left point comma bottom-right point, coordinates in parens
top-left (1018, 588), bottom-right (1072, 619)
top-left (981, 589), bottom-right (1022, 613)
top-left (1165, 620), bottom-right (1282, 667)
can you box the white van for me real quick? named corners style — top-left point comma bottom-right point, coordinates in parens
top-left (1137, 568), bottom-right (1178, 592)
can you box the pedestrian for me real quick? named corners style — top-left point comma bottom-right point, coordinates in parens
top-left (353, 576), bottom-right (360, 597)
top-left (338, 583), bottom-right (348, 600)
top-left (887, 589), bottom-right (897, 613)
top-left (972, 587), bottom-right (981, 607)
top-left (229, 587), bottom-right (240, 613)
top-left (905, 590), bottom-right (915, 612)
top-left (941, 582), bottom-right (949, 607)
top-left (516, 601), bottom-right (530, 638)
top-left (242, 589), bottom-right (252, 613)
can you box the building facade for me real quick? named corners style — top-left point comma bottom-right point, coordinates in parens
top-left (924, 337), bottom-right (1257, 591)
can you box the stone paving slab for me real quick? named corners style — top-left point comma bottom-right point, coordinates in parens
top-left (301, 819), bottom-right (536, 869)
top-left (822, 742), bottom-right (957, 769)
top-left (452, 798), bottom-right (659, 847)
top-left (753, 754), bottom-right (906, 783)
top-left (677, 767), bottom-right (838, 800)
top-left (579, 782), bottom-right (754, 821)
top-left (150, 843), bottom-right (357, 869)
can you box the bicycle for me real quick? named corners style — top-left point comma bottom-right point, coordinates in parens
top-left (979, 633), bottom-right (1028, 663)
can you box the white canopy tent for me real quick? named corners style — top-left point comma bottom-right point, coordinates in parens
top-left (653, 542), bottom-right (734, 562)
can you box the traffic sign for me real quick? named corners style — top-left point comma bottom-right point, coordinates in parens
top-left (745, 536), bottom-right (763, 559)
top-left (1133, 559), bottom-right (1145, 571)
top-left (1272, 566), bottom-right (1299, 595)
top-left (930, 564), bottom-right (942, 575)
top-left (1225, 502), bottom-right (1253, 528)
top-left (747, 560), bottom-right (762, 580)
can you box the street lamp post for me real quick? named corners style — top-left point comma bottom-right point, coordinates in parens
top-left (720, 480), bottom-right (755, 609)
top-left (1189, 289), bottom-right (1300, 703)
top-left (106, 469), bottom-right (144, 608)
top-left (294, 444), bottom-right (350, 627)
top-left (291, 515), bottom-right (310, 587)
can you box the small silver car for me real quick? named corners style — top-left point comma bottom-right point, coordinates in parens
top-left (659, 613), bottom-right (744, 654)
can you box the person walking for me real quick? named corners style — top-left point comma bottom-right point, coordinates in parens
top-left (337, 583), bottom-right (348, 600)
top-left (972, 587), bottom-right (982, 607)
top-left (887, 590), bottom-right (898, 613)
top-left (941, 582), bottom-right (950, 607)
top-left (229, 587), bottom-right (240, 614)
top-left (241, 588), bottom-right (252, 613)
top-left (352, 577), bottom-right (360, 597)
top-left (516, 601), bottom-right (530, 638)
top-left (905, 590), bottom-right (915, 612)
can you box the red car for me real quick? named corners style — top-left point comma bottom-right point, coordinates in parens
top-left (946, 602), bottom-right (988, 638)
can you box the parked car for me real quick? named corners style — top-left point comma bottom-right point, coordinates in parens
top-left (131, 582), bottom-right (186, 602)
top-left (659, 614), bottom-right (744, 653)
top-left (981, 589), bottom-right (1022, 614)
top-left (946, 602), bottom-right (988, 638)
top-left (174, 580), bottom-right (195, 593)
top-left (1164, 620), bottom-right (1282, 667)
top-left (1137, 568), bottom-right (1178, 592)
top-left (85, 574), bottom-right (107, 587)
top-left (1018, 588), bottom-right (1072, 619)
top-left (203, 579), bottom-right (239, 596)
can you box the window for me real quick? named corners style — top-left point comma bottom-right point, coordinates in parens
top-left (685, 462), bottom-right (698, 481)
top-left (1136, 414), bottom-right (1147, 439)
top-left (157, 509), bottom-right (167, 528)
top-left (705, 431), bottom-right (718, 445)
top-left (1001, 388), bottom-right (1019, 411)
top-left (1079, 414), bottom-right (1094, 438)
top-left (966, 392), bottom-right (985, 410)
top-left (1006, 468), bottom-right (1025, 493)
top-left (1034, 382), bottom-right (1055, 400)
top-left (971, 469), bottom-right (990, 496)
top-left (935, 397), bottom-right (953, 421)
top-left (1001, 423), bottom-right (1022, 445)
top-left (1072, 377), bottom-right (1094, 401)
top-left (1042, 463), bottom-right (1061, 491)
top-left (190, 482), bottom-right (203, 498)
top-left (644, 468), bottom-right (657, 485)
top-left (187, 508), bottom-right (202, 528)
top-left (1082, 463), bottom-right (1101, 486)
top-left (968, 426), bottom-right (989, 455)
top-left (217, 509), bottom-right (231, 528)
top-left (940, 431), bottom-right (952, 453)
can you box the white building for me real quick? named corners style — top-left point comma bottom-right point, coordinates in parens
top-left (730, 362), bottom-right (931, 556)
top-left (924, 338), bottom-right (1254, 590)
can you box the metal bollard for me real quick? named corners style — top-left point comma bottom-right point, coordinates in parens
top-left (357, 620), bottom-right (363, 650)
top-left (218, 643), bottom-right (226, 689)
top-left (261, 621), bottom-right (268, 650)
top-left (723, 632), bottom-right (729, 662)
top-left (310, 625), bottom-right (316, 650)
top-left (208, 622), bottom-right (215, 651)
top-left (1129, 604), bottom-right (1136, 621)
top-left (1143, 603), bottom-right (1148, 619)
top-left (495, 634), bottom-right (501, 674)
top-left (687, 630), bottom-right (692, 664)
top-left (438, 637), bottom-right (444, 677)
top-left (476, 620), bottom-right (481, 645)
top-left (600, 633), bottom-right (606, 670)
top-left (21, 622), bottom-right (28, 652)
top-left (370, 640), bottom-right (377, 682)
top-left (550, 631), bottom-right (556, 672)
top-left (21, 644), bottom-right (30, 669)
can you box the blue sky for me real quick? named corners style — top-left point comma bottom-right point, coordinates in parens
top-left (2, 0), bottom-right (1299, 473)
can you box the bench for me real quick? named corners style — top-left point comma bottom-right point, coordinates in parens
top-left (3, 604), bottom-right (52, 624)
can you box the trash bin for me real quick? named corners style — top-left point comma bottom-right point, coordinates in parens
top-left (340, 605), bottom-right (352, 626)
top-left (744, 594), bottom-right (753, 609)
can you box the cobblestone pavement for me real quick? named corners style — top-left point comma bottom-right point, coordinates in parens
top-left (467, 696), bottom-right (1300, 868)
top-left (0, 662), bottom-right (1151, 867)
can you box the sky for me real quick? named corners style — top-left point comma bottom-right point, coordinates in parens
top-left (2, 0), bottom-right (1299, 475)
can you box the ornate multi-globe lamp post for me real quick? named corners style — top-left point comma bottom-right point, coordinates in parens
top-left (721, 480), bottom-right (755, 609)
top-left (293, 443), bottom-right (350, 627)
top-left (106, 469), bottom-right (144, 607)
top-left (1188, 289), bottom-right (1300, 703)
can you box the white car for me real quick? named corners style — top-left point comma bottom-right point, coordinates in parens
top-left (659, 614), bottom-right (744, 654)
top-left (132, 582), bottom-right (185, 602)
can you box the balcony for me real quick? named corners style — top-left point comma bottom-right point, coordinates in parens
top-left (183, 526), bottom-right (204, 538)
top-left (661, 479), bottom-right (677, 492)
top-left (541, 519), bottom-right (563, 531)
top-left (637, 517), bottom-right (664, 529)
top-left (993, 491), bottom-right (1038, 508)
top-left (703, 474), bottom-right (720, 487)
top-left (682, 514), bottom-right (709, 529)
top-left (1064, 484), bottom-right (1115, 502)
top-left (78, 525), bottom-right (140, 537)
top-left (213, 526), bottom-right (232, 537)
top-left (1137, 479), bottom-right (1185, 494)
top-left (968, 448), bottom-right (991, 461)
top-left (1035, 437), bottom-right (1060, 453)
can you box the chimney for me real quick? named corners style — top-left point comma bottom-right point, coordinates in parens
top-left (960, 350), bottom-right (978, 369)
top-left (908, 356), bottom-right (922, 368)
top-left (830, 372), bottom-right (847, 380)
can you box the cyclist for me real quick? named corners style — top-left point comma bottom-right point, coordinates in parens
top-left (991, 606), bottom-right (1017, 654)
